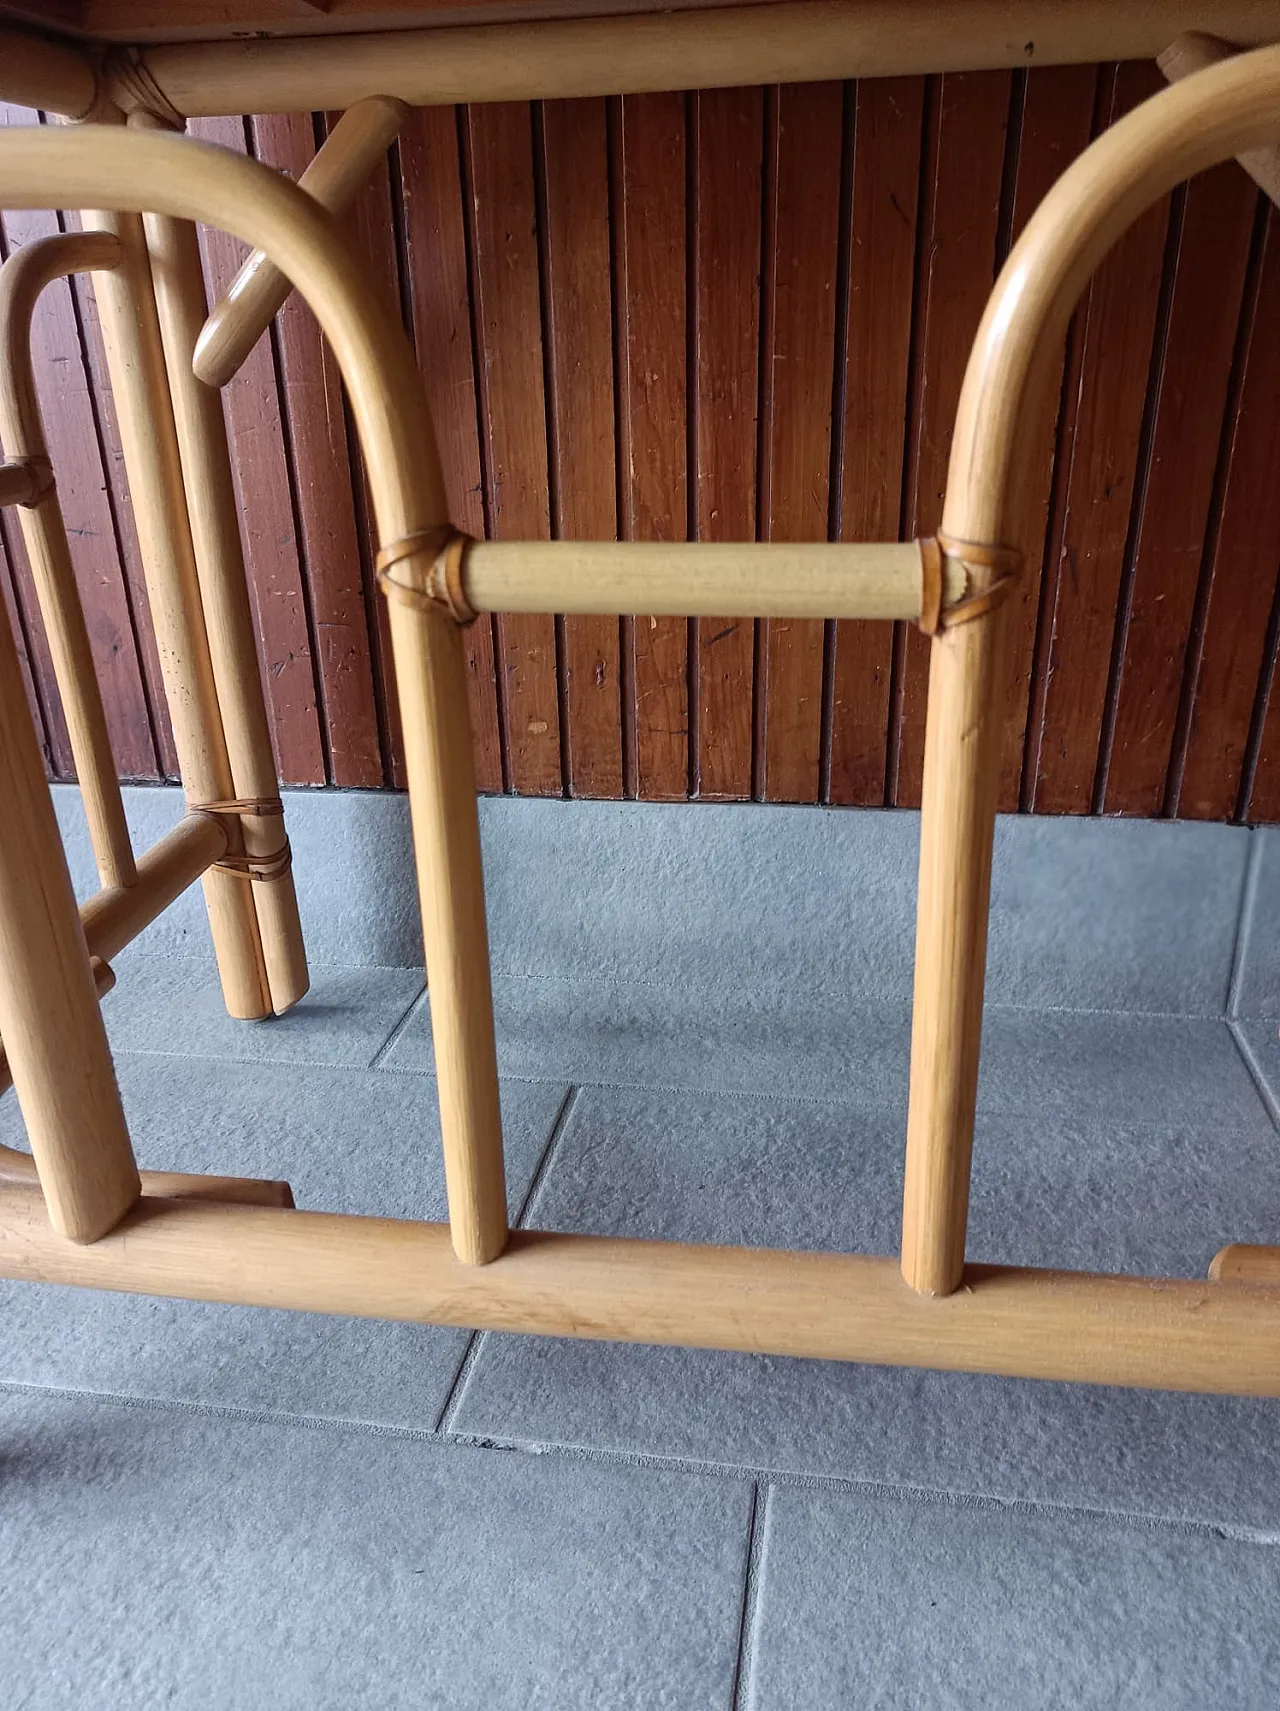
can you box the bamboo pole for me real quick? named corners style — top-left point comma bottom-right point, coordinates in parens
top-left (902, 41), bottom-right (1280, 1297)
top-left (0, 459), bottom-right (47, 506)
top-left (131, 112), bottom-right (308, 1014)
top-left (0, 956), bottom-right (115, 1098)
top-left (193, 94), bottom-right (408, 389)
top-left (901, 585), bottom-right (1010, 1295)
top-left (1159, 31), bottom-right (1280, 204)
top-left (104, 3), bottom-right (1280, 118)
top-left (1, 1183), bottom-right (1278, 1397)
top-left (0, 25), bottom-right (100, 120)
top-left (0, 587), bottom-right (139, 1244)
top-left (80, 197), bottom-right (273, 1020)
top-left (383, 546), bottom-right (508, 1265)
top-left (80, 811), bottom-right (228, 964)
top-left (0, 1147), bottom-right (292, 1209)
top-left (458, 539), bottom-right (958, 620)
top-left (0, 229), bottom-right (137, 890)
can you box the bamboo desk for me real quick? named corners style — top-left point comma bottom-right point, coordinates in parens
top-left (2, 3), bottom-right (1280, 1397)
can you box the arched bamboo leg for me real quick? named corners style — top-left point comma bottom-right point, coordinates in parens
top-left (900, 589), bottom-right (1011, 1296)
top-left (382, 557), bottom-right (508, 1266)
top-left (136, 161), bottom-right (309, 1015)
top-left (81, 203), bottom-right (272, 1020)
top-left (0, 593), bottom-right (139, 1243)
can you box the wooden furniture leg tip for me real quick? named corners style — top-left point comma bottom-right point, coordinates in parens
top-left (1209, 1244), bottom-right (1280, 1286)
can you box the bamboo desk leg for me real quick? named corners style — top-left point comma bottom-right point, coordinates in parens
top-left (82, 202), bottom-right (273, 1021)
top-left (0, 589), bottom-right (139, 1242)
top-left (135, 126), bottom-right (309, 1015)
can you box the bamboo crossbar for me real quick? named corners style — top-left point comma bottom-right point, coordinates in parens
top-left (456, 540), bottom-right (960, 621)
top-left (0, 1181), bottom-right (1278, 1398)
top-left (79, 812), bottom-right (228, 965)
top-left (193, 94), bottom-right (409, 389)
top-left (79, 4), bottom-right (1280, 119)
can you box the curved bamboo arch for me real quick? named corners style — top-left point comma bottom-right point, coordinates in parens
top-left (0, 122), bottom-right (444, 547)
top-left (0, 120), bottom-right (508, 1265)
top-left (945, 41), bottom-right (1280, 548)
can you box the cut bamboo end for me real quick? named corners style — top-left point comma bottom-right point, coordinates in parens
top-left (0, 25), bottom-right (100, 120)
top-left (1209, 1244), bottom-right (1280, 1286)
top-left (1158, 31), bottom-right (1280, 207)
top-left (192, 94), bottom-right (407, 389)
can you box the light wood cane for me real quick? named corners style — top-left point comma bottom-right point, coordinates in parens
top-left (0, 228), bottom-right (137, 891)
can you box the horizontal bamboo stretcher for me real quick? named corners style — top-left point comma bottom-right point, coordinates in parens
top-left (0, 31), bottom-right (1279, 1400)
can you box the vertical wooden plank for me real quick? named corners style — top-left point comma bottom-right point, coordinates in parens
top-left (758, 81), bottom-right (843, 805)
top-left (1024, 60), bottom-right (1171, 815)
top-left (0, 433), bottom-right (72, 775)
top-left (1100, 160), bottom-right (1257, 815)
top-left (70, 214), bottom-right (178, 778)
top-left (614, 90), bottom-right (689, 800)
top-left (1, 105), bottom-right (159, 784)
top-left (398, 102), bottom-right (503, 792)
top-left (1180, 206), bottom-right (1280, 821)
top-left (0, 518), bottom-right (53, 769)
top-left (188, 114), bottom-right (326, 788)
top-left (540, 97), bottom-right (622, 798)
top-left (998, 64), bottom-right (1098, 810)
top-left (893, 69), bottom-right (1010, 808)
top-left (464, 100), bottom-right (561, 795)
top-left (694, 85), bottom-right (762, 801)
top-left (320, 105), bottom-right (411, 787)
top-left (828, 75), bottom-right (923, 808)
top-left (255, 110), bottom-right (384, 789)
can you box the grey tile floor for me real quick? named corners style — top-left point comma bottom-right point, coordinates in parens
top-left (6, 789), bottom-right (1280, 1707)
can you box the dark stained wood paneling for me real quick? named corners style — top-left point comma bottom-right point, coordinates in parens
top-left (614, 89), bottom-right (689, 800)
top-left (464, 100), bottom-right (562, 796)
top-left (893, 68), bottom-right (1011, 808)
top-left (16, 71), bottom-right (1280, 823)
top-left (998, 64), bottom-right (1097, 811)
top-left (1179, 205), bottom-right (1280, 822)
top-left (256, 109), bottom-right (385, 789)
top-left (540, 96), bottom-right (623, 798)
top-left (1, 515), bottom-right (53, 768)
top-left (1100, 158), bottom-right (1258, 815)
top-left (190, 113), bottom-right (327, 788)
top-left (827, 75), bottom-right (923, 809)
top-left (2, 104), bottom-right (159, 783)
top-left (758, 80), bottom-right (843, 806)
top-left (1024, 61), bottom-right (1172, 815)
top-left (693, 85), bottom-right (762, 801)
top-left (398, 102), bottom-right (504, 791)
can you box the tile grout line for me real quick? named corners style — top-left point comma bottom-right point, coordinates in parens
top-left (1226, 828), bottom-right (1264, 1021)
top-left (728, 1481), bottom-right (768, 1711)
top-left (434, 1085), bottom-right (582, 1434)
top-left (1226, 1020), bottom-right (1280, 1136)
top-left (367, 981), bottom-right (430, 1070)
top-left (4, 1376), bottom-right (1277, 1547)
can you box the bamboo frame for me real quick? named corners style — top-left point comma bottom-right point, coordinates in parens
top-left (0, 228), bottom-right (136, 891)
top-left (0, 45), bottom-right (1278, 1395)
top-left (193, 94), bottom-right (408, 389)
top-left (87, 4), bottom-right (1280, 119)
